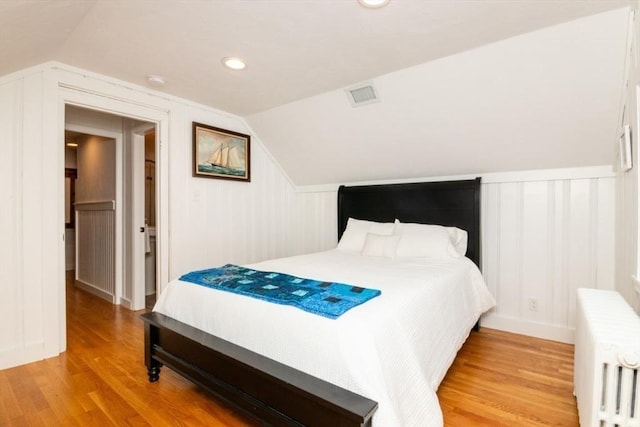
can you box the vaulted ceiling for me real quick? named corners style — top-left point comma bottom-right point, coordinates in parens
top-left (0, 0), bottom-right (630, 185)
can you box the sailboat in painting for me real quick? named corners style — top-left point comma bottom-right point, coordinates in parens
top-left (208, 142), bottom-right (244, 171)
top-left (194, 122), bottom-right (250, 181)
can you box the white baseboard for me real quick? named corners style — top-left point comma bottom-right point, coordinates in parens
top-left (119, 297), bottom-right (133, 309)
top-left (481, 313), bottom-right (575, 344)
top-left (74, 280), bottom-right (115, 304)
top-left (0, 342), bottom-right (46, 370)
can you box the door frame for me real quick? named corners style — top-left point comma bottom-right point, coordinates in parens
top-left (58, 85), bottom-right (170, 349)
top-left (131, 122), bottom-right (157, 310)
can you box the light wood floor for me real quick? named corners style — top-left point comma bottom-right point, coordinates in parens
top-left (0, 276), bottom-right (579, 426)
top-left (438, 328), bottom-right (578, 426)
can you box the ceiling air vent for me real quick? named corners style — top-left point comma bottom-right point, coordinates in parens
top-left (344, 81), bottom-right (380, 107)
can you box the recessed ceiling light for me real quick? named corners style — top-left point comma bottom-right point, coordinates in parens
top-left (222, 57), bottom-right (247, 70)
top-left (147, 75), bottom-right (166, 87)
top-left (358, 0), bottom-right (390, 8)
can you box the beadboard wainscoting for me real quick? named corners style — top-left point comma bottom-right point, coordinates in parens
top-left (75, 201), bottom-right (116, 303)
top-left (480, 175), bottom-right (615, 343)
top-left (296, 169), bottom-right (615, 343)
top-left (292, 190), bottom-right (338, 255)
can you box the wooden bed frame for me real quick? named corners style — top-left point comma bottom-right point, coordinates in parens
top-left (141, 178), bottom-right (481, 427)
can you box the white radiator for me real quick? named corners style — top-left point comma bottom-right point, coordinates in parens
top-left (575, 288), bottom-right (640, 427)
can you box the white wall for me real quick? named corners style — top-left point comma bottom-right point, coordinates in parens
top-left (0, 58), bottom-right (623, 371)
top-left (76, 135), bottom-right (116, 202)
top-left (481, 171), bottom-right (615, 342)
top-left (0, 62), bottom-right (307, 369)
top-left (296, 167), bottom-right (616, 344)
top-left (247, 8), bottom-right (628, 186)
top-left (615, 3), bottom-right (640, 314)
top-left (168, 105), bottom-right (296, 272)
top-left (0, 67), bottom-right (60, 368)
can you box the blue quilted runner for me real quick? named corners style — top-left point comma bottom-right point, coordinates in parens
top-left (179, 264), bottom-right (381, 319)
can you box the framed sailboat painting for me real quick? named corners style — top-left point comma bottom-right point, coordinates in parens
top-left (193, 122), bottom-right (251, 181)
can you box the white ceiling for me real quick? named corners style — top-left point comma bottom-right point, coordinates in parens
top-left (0, 0), bottom-right (629, 116)
top-left (0, 1), bottom-right (631, 185)
top-left (246, 7), bottom-right (630, 184)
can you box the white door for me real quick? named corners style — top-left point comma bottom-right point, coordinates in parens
top-left (131, 123), bottom-right (155, 310)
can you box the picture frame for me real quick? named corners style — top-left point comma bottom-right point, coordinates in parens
top-left (193, 122), bottom-right (251, 181)
top-left (618, 124), bottom-right (632, 172)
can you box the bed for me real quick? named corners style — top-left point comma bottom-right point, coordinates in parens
top-left (141, 178), bottom-right (495, 426)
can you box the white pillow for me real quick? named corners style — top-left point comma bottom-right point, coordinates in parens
top-left (394, 220), bottom-right (461, 259)
top-left (447, 227), bottom-right (468, 257)
top-left (337, 218), bottom-right (394, 253)
top-left (361, 233), bottom-right (400, 258)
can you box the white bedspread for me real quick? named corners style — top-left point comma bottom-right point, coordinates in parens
top-left (153, 250), bottom-right (495, 426)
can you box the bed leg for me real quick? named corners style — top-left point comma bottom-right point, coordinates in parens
top-left (147, 365), bottom-right (161, 382)
top-left (144, 317), bottom-right (162, 382)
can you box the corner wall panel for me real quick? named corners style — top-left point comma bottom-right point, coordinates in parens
top-left (0, 79), bottom-right (22, 359)
top-left (481, 176), bottom-right (615, 342)
top-left (0, 69), bottom-right (54, 368)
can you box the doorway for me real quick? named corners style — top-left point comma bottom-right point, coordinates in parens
top-left (64, 136), bottom-right (78, 275)
top-left (64, 128), bottom-right (119, 303)
top-left (65, 105), bottom-right (158, 311)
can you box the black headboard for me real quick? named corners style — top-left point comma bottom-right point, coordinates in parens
top-left (337, 178), bottom-right (481, 268)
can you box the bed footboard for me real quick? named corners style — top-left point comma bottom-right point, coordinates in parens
top-left (141, 312), bottom-right (378, 427)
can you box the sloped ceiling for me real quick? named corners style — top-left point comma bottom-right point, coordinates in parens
top-left (247, 8), bottom-right (630, 185)
top-left (0, 0), bottom-right (630, 185)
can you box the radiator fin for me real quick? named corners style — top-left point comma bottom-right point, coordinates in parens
top-left (632, 369), bottom-right (638, 418)
top-left (602, 363), bottom-right (609, 411)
